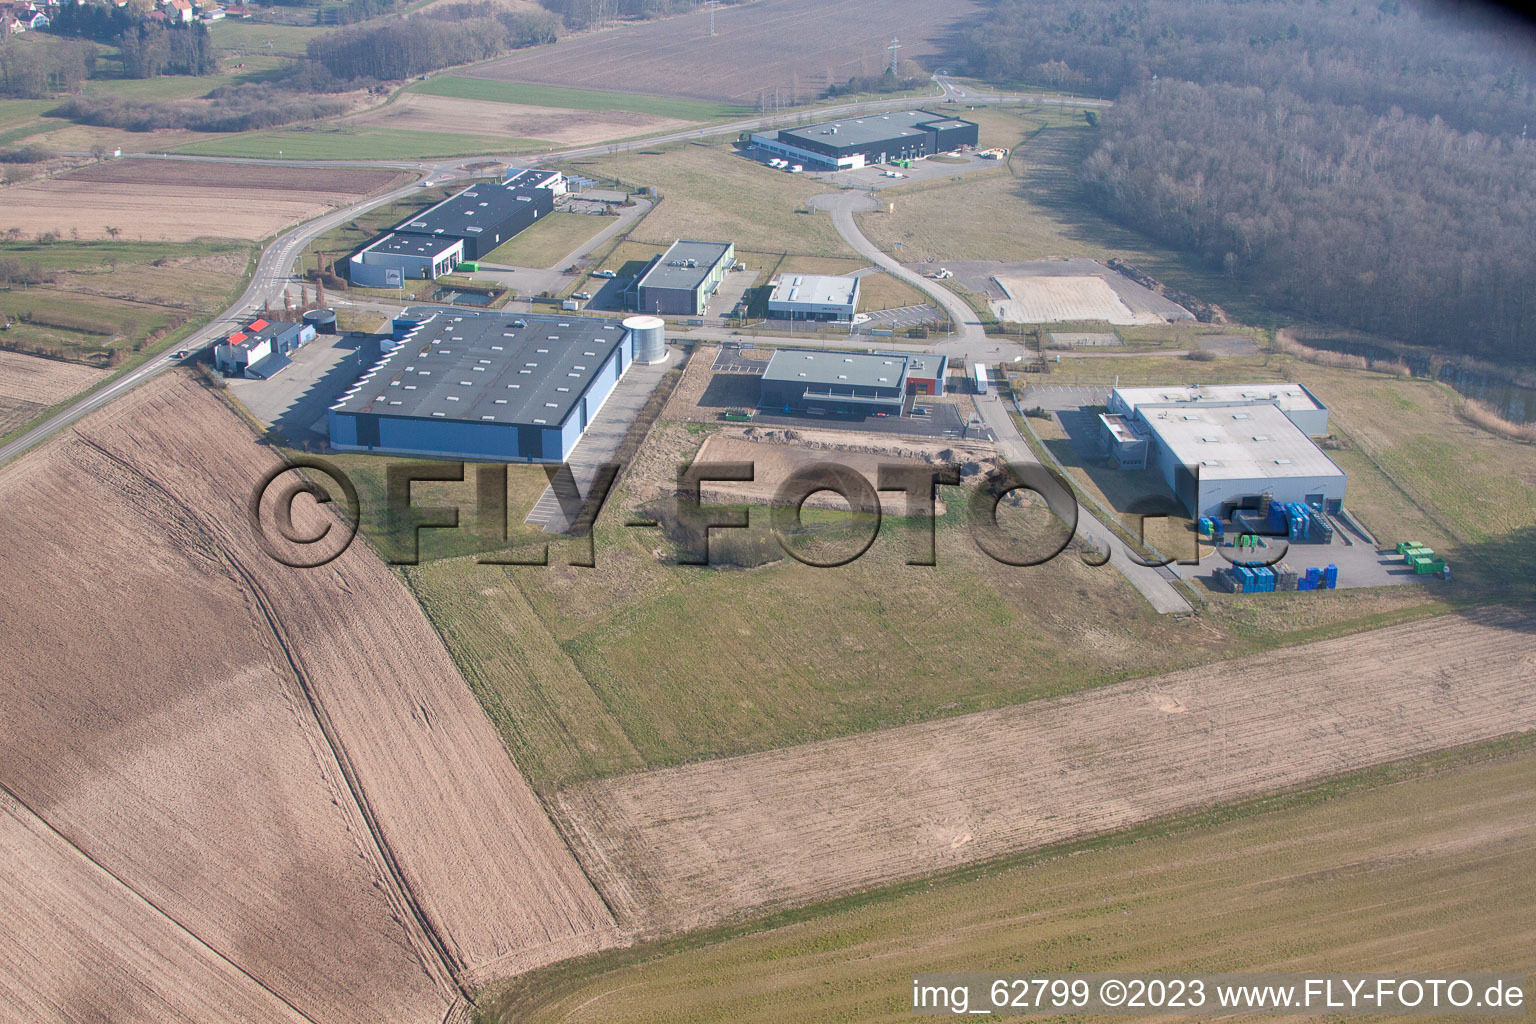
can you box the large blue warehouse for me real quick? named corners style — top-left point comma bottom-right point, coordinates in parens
top-left (328, 308), bottom-right (647, 462)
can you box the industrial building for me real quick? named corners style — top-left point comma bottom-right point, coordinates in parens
top-left (328, 308), bottom-right (660, 462)
top-left (759, 349), bottom-right (910, 418)
top-left (348, 233), bottom-right (464, 288)
top-left (1100, 383), bottom-right (1345, 518)
top-left (904, 352), bottom-right (949, 396)
top-left (213, 317), bottom-right (315, 377)
top-left (766, 273), bottom-right (860, 322)
top-left (631, 240), bottom-right (736, 316)
top-left (1107, 382), bottom-right (1330, 436)
top-left (749, 109), bottom-right (980, 170)
top-left (347, 170), bottom-right (562, 287)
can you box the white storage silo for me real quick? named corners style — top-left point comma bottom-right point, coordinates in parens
top-left (623, 314), bottom-right (668, 364)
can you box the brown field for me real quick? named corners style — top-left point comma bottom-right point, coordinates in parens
top-left (0, 374), bottom-right (620, 1019)
top-left (61, 160), bottom-right (407, 194)
top-left (351, 94), bottom-right (693, 144)
top-left (469, 0), bottom-right (980, 102)
top-left (0, 350), bottom-right (108, 433)
top-left (553, 609), bottom-right (1536, 935)
top-left (2, 163), bottom-right (410, 242)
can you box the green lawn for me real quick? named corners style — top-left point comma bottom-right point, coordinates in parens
top-left (577, 138), bottom-right (854, 257)
top-left (173, 125), bottom-right (546, 160)
top-left (0, 239), bottom-right (252, 364)
top-left (481, 210), bottom-right (612, 269)
top-left (209, 19), bottom-right (331, 57)
top-left (413, 77), bottom-right (748, 120)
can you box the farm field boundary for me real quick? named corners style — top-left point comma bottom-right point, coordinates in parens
top-left (554, 608), bottom-right (1536, 935)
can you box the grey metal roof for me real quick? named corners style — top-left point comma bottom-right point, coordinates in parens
top-left (768, 274), bottom-right (859, 308)
top-left (367, 232), bottom-right (461, 258)
top-left (400, 180), bottom-right (544, 239)
top-left (331, 308), bottom-right (626, 428)
top-left (904, 353), bottom-right (948, 378)
top-left (1142, 403), bottom-right (1343, 483)
top-left (762, 349), bottom-right (908, 390)
top-left (635, 240), bottom-right (733, 293)
top-left (778, 109), bottom-right (974, 150)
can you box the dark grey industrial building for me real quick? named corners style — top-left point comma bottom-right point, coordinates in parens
top-left (759, 349), bottom-right (909, 418)
top-left (328, 308), bottom-right (643, 462)
top-left (393, 176), bottom-right (555, 260)
top-left (630, 239), bottom-right (736, 316)
top-left (750, 110), bottom-right (980, 170)
top-left (348, 170), bottom-right (562, 288)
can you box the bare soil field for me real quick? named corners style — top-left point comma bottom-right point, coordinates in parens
top-left (3, 164), bottom-right (408, 242)
top-left (692, 431), bottom-right (994, 515)
top-left (0, 374), bottom-right (620, 1019)
top-left (0, 788), bottom-right (318, 1024)
top-left (553, 609), bottom-right (1536, 935)
top-left (351, 94), bottom-right (692, 145)
top-left (61, 160), bottom-right (407, 194)
top-left (0, 351), bottom-right (108, 433)
top-left (0, 350), bottom-right (108, 404)
top-left (469, 0), bottom-right (981, 103)
top-left (993, 274), bottom-right (1151, 324)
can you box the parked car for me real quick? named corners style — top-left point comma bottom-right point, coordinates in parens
top-left (573, 291), bottom-right (592, 300)
top-left (593, 269), bottom-right (616, 278)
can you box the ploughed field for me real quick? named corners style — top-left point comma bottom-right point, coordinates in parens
top-left (468, 0), bottom-right (981, 103)
top-left (553, 609), bottom-right (1536, 935)
top-left (0, 375), bottom-right (620, 1021)
top-left (0, 161), bottom-right (410, 242)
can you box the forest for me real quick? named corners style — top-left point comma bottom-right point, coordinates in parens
top-left (964, 0), bottom-right (1536, 365)
top-left (307, 4), bottom-right (559, 81)
top-left (0, 38), bottom-right (96, 98)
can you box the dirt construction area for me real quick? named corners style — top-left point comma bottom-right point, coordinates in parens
top-left (693, 430), bottom-right (998, 516)
top-left (468, 0), bottom-right (981, 102)
top-left (1, 161), bottom-right (410, 242)
top-left (0, 350), bottom-right (108, 434)
top-left (351, 93), bottom-right (695, 144)
top-left (917, 258), bottom-right (1195, 325)
top-left (0, 375), bottom-right (620, 1021)
top-left (553, 609), bottom-right (1536, 935)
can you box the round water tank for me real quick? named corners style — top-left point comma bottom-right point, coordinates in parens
top-left (303, 308), bottom-right (338, 334)
top-left (623, 314), bottom-right (666, 366)
top-left (623, 314), bottom-right (667, 364)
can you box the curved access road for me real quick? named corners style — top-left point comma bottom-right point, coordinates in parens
top-left (815, 190), bottom-right (1192, 615)
top-left (2, 82), bottom-right (1110, 469)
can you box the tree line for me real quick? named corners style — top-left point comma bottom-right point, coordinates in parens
top-left (307, 4), bottom-right (558, 81)
top-left (962, 0), bottom-right (1536, 365)
top-left (0, 37), bottom-right (96, 98)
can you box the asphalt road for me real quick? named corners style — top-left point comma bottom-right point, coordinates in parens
top-left (817, 187), bottom-right (1192, 615)
top-left (2, 80), bottom-right (1109, 468)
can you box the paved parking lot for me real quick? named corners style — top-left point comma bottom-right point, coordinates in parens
top-left (854, 304), bottom-right (944, 332)
top-left (815, 152), bottom-right (1002, 190)
top-left (1016, 383), bottom-right (1110, 411)
top-left (227, 332), bottom-right (381, 443)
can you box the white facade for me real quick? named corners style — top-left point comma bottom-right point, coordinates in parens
top-left (748, 133), bottom-right (865, 170)
top-left (767, 273), bottom-right (860, 320)
top-left (348, 234), bottom-right (463, 288)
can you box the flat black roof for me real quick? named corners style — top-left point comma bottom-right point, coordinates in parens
top-left (398, 180), bottom-right (546, 240)
top-left (331, 308), bottom-right (627, 427)
top-left (635, 240), bottom-right (733, 293)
